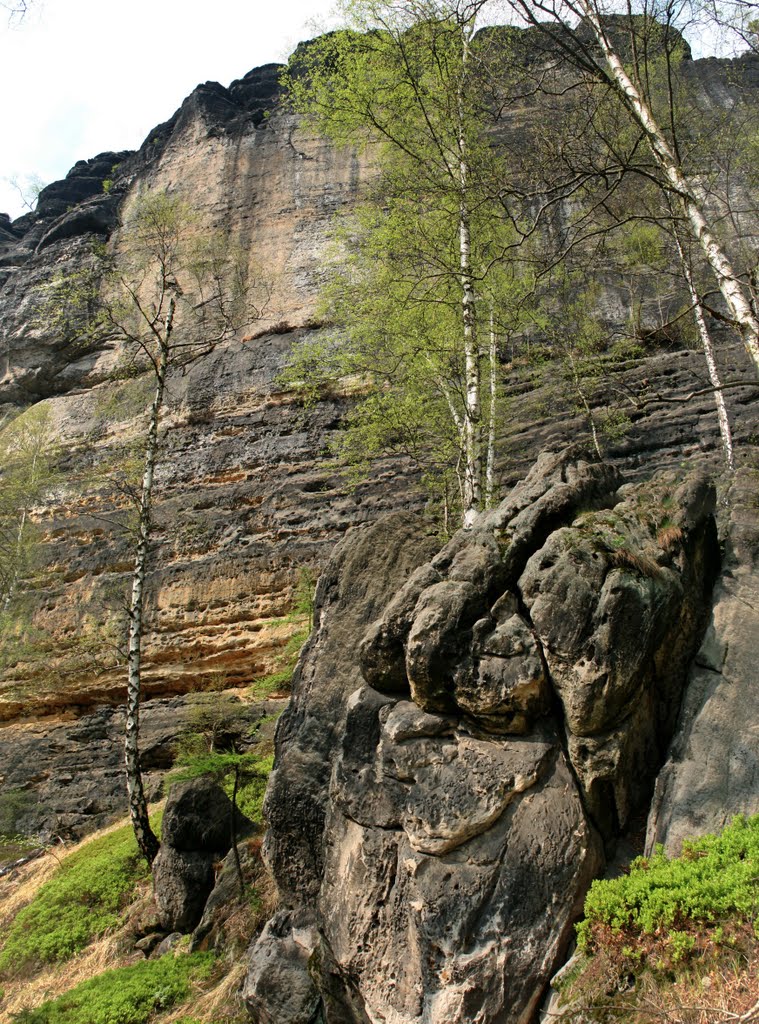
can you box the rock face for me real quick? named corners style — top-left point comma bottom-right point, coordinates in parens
top-left (646, 466), bottom-right (759, 854)
top-left (0, 692), bottom-right (281, 843)
top-left (246, 449), bottom-right (719, 1024)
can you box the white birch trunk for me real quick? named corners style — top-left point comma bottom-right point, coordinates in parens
top-left (580, 0), bottom-right (759, 374)
top-left (457, 28), bottom-right (482, 529)
top-left (485, 310), bottom-right (498, 508)
top-left (673, 233), bottom-right (735, 471)
top-left (125, 298), bottom-right (175, 866)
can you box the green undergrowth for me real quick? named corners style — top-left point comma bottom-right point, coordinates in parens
top-left (232, 753), bottom-right (274, 823)
top-left (0, 814), bottom-right (162, 977)
top-left (10, 951), bottom-right (216, 1024)
top-left (561, 815), bottom-right (759, 1020)
top-left (577, 814), bottom-right (759, 953)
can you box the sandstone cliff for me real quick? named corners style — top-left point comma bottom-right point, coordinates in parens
top-left (0, 29), bottom-right (758, 1024)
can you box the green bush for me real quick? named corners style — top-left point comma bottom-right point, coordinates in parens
top-left (233, 753), bottom-right (274, 823)
top-left (10, 952), bottom-right (215, 1024)
top-left (0, 818), bottom-right (160, 976)
top-left (577, 814), bottom-right (759, 951)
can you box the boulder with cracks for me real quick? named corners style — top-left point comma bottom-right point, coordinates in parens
top-left (246, 449), bottom-right (719, 1024)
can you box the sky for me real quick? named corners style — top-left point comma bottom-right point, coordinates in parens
top-left (0, 0), bottom-right (337, 220)
top-left (0, 0), bottom-right (742, 221)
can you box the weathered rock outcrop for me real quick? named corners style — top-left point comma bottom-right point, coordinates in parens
top-left (646, 465), bottom-right (759, 854)
top-left (246, 449), bottom-right (719, 1024)
top-left (153, 776), bottom-right (249, 933)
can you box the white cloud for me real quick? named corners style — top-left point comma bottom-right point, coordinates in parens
top-left (1, 0), bottom-right (336, 219)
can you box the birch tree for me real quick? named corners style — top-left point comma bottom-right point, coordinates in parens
top-left (50, 191), bottom-right (268, 864)
top-left (285, 0), bottom-right (529, 526)
top-left (498, 0), bottom-right (759, 374)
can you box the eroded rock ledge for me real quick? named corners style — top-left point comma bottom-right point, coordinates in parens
top-left (245, 448), bottom-right (720, 1024)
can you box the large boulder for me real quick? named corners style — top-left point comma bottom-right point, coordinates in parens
top-left (153, 776), bottom-right (247, 933)
top-left (152, 845), bottom-right (216, 933)
top-left (246, 450), bottom-right (719, 1024)
top-left (160, 776), bottom-right (235, 852)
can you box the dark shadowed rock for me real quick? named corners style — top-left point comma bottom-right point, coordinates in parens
top-left (153, 776), bottom-right (252, 934)
top-left (247, 449), bottom-right (719, 1024)
top-left (153, 845), bottom-right (216, 933)
top-left (646, 466), bottom-right (759, 854)
top-left (160, 777), bottom-right (235, 852)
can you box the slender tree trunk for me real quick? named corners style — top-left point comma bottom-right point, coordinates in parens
top-left (567, 347), bottom-right (602, 458)
top-left (485, 309), bottom-right (498, 508)
top-left (125, 299), bottom-right (174, 867)
top-left (230, 763), bottom-right (245, 897)
top-left (672, 230), bottom-right (735, 471)
top-left (457, 29), bottom-right (482, 528)
top-left (579, 0), bottom-right (759, 374)
top-left (3, 507), bottom-right (28, 613)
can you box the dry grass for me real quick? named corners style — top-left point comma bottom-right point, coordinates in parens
top-left (160, 960), bottom-right (248, 1023)
top-left (657, 524), bottom-right (684, 552)
top-left (555, 929), bottom-right (759, 1024)
top-left (609, 546), bottom-right (662, 579)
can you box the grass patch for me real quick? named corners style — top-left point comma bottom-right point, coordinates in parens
top-left (0, 816), bottom-right (161, 978)
top-left (10, 951), bottom-right (216, 1024)
top-left (561, 815), bottom-right (759, 1021)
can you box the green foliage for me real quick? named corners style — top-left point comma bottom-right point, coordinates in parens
top-left (173, 744), bottom-right (274, 827)
top-left (292, 567), bottom-right (316, 631)
top-left (577, 815), bottom-right (759, 955)
top-left (10, 952), bottom-right (215, 1024)
top-left (248, 627), bottom-right (309, 700)
top-left (0, 788), bottom-right (33, 841)
top-left (282, 3), bottom-right (531, 522)
top-left (233, 754), bottom-right (274, 824)
top-left (0, 818), bottom-right (160, 976)
top-left (101, 178), bottom-right (113, 194)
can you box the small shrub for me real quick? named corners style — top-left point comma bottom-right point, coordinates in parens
top-left (0, 818), bottom-right (160, 976)
top-left (577, 814), bottom-right (759, 954)
top-left (10, 951), bottom-right (215, 1024)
